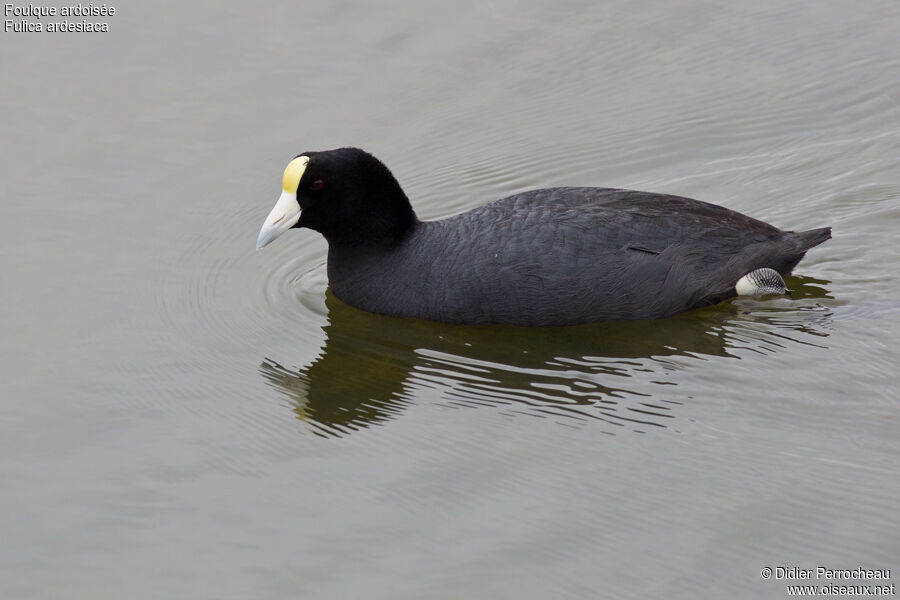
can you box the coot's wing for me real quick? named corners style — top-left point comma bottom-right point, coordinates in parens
top-left (450, 188), bottom-right (792, 322)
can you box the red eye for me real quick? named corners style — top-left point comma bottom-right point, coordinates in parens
top-left (312, 179), bottom-right (324, 190)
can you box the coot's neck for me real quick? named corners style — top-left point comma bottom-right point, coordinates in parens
top-left (324, 190), bottom-right (421, 251)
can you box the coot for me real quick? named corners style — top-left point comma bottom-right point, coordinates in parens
top-left (257, 147), bottom-right (830, 326)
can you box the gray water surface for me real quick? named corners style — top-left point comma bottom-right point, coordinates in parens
top-left (2, 1), bottom-right (899, 598)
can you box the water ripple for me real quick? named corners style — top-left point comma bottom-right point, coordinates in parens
top-left (259, 275), bottom-right (834, 438)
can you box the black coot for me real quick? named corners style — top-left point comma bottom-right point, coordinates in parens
top-left (257, 147), bottom-right (830, 326)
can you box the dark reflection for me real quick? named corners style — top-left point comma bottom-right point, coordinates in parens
top-left (260, 276), bottom-right (832, 437)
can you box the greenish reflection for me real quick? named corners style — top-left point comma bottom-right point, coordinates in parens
top-left (260, 276), bottom-right (832, 437)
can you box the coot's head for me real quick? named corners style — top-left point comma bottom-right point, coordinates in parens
top-left (257, 147), bottom-right (416, 250)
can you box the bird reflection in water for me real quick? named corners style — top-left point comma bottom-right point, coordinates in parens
top-left (260, 277), bottom-right (832, 438)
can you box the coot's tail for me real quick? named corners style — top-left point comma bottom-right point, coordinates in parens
top-left (794, 227), bottom-right (832, 251)
top-left (780, 226), bottom-right (831, 274)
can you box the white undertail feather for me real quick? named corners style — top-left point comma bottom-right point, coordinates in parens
top-left (735, 268), bottom-right (787, 296)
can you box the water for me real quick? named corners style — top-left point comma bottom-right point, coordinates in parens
top-left (2, 1), bottom-right (899, 598)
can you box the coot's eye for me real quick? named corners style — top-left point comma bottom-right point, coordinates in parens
top-left (312, 179), bottom-right (325, 190)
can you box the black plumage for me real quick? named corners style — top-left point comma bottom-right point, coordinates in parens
top-left (265, 147), bottom-right (830, 326)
